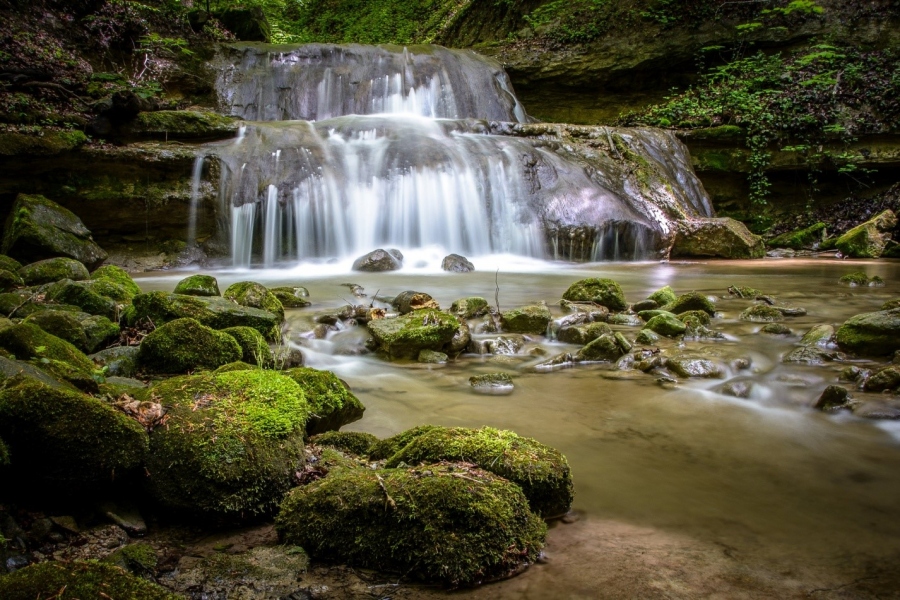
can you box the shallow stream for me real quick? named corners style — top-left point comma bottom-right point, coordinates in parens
top-left (136, 257), bottom-right (900, 598)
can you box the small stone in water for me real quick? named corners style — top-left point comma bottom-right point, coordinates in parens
top-left (761, 323), bottom-right (792, 336)
top-left (469, 373), bottom-right (514, 395)
top-left (418, 350), bottom-right (448, 364)
top-left (815, 385), bottom-right (852, 411)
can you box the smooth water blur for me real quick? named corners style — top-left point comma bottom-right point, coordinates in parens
top-left (136, 258), bottom-right (900, 596)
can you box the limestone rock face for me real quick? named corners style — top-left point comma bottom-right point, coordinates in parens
top-left (671, 218), bottom-right (765, 259)
top-left (2, 194), bottom-right (107, 269)
top-left (835, 210), bottom-right (897, 258)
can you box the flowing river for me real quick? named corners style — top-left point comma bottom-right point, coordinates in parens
top-left (136, 256), bottom-right (900, 598)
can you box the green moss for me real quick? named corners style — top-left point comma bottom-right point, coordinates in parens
top-left (18, 257), bottom-right (89, 286)
top-left (102, 542), bottom-right (158, 575)
top-left (224, 281), bottom-right (285, 322)
top-left (647, 285), bottom-right (677, 306)
top-left (310, 431), bottom-right (379, 456)
top-left (131, 291), bottom-right (281, 339)
top-left (369, 425), bottom-right (440, 460)
top-left (85, 279), bottom-right (133, 303)
top-left (835, 308), bottom-right (900, 356)
top-left (270, 286), bottom-right (311, 308)
top-left (139, 318), bottom-right (242, 373)
top-left (276, 463), bottom-right (546, 586)
top-left (131, 110), bottom-right (240, 139)
top-left (23, 309), bottom-right (88, 351)
top-left (174, 274), bottom-right (220, 297)
top-left (500, 305), bottom-right (552, 335)
top-left (0, 322), bottom-right (95, 372)
top-left (81, 315), bottom-right (120, 353)
top-left (768, 222), bottom-right (826, 249)
top-left (283, 367), bottom-right (365, 435)
top-left (562, 278), bottom-right (627, 311)
top-left (644, 313), bottom-right (687, 337)
top-left (91, 265), bottom-right (142, 298)
top-left (740, 304), bottom-right (784, 322)
top-left (0, 268), bottom-right (23, 292)
top-left (635, 329), bottom-right (660, 345)
top-left (839, 272), bottom-right (870, 286)
top-left (367, 309), bottom-right (461, 360)
top-left (727, 285), bottom-right (762, 298)
top-left (556, 321), bottom-right (611, 345)
top-left (575, 333), bottom-right (624, 362)
top-left (0, 129), bottom-right (89, 157)
top-left (661, 292), bottom-right (716, 316)
top-left (835, 211), bottom-right (895, 258)
top-left (214, 360), bottom-right (256, 373)
top-left (678, 310), bottom-right (711, 326)
top-left (142, 370), bottom-right (309, 517)
top-left (882, 299), bottom-right (900, 311)
top-left (222, 326), bottom-right (272, 366)
top-left (0, 378), bottom-right (148, 490)
top-left (450, 297), bottom-right (490, 319)
top-left (384, 426), bottom-right (573, 517)
top-left (42, 279), bottom-right (117, 320)
top-left (0, 255), bottom-right (23, 273)
top-left (0, 560), bottom-right (178, 600)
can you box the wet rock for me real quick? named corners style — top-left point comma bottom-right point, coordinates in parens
top-left (575, 333), bottom-right (623, 362)
top-left (173, 274), bottom-right (220, 296)
top-left (0, 356), bottom-right (68, 389)
top-left (662, 292), bottom-right (716, 316)
top-left (773, 305), bottom-right (807, 317)
top-left (392, 290), bottom-right (439, 314)
top-left (91, 346), bottom-right (139, 378)
top-left (719, 379), bottom-right (754, 399)
top-left (635, 329), bottom-right (660, 345)
top-left (0, 561), bottom-right (178, 599)
top-left (761, 323), bottom-right (792, 336)
top-left (469, 334), bottom-right (526, 355)
top-left (671, 217), bottom-right (765, 259)
top-left (282, 367), bottom-right (365, 435)
top-left (129, 291), bottom-right (281, 339)
top-left (740, 304), bottom-right (784, 322)
top-left (99, 500), bottom-right (147, 536)
top-left (126, 110), bottom-right (241, 141)
top-left (647, 285), bottom-right (677, 306)
top-left (782, 346), bottom-right (833, 365)
top-left (608, 313), bottom-right (642, 326)
top-left (665, 356), bottom-right (724, 378)
top-left (469, 372), bottom-right (514, 395)
top-left (815, 385), bottom-right (852, 411)
top-left (882, 299), bottom-right (900, 311)
top-left (441, 253), bottom-right (475, 272)
top-left (23, 309), bottom-right (88, 351)
top-left (447, 320), bottom-right (471, 354)
top-left (644, 313), bottom-right (687, 337)
top-left (534, 352), bottom-right (575, 369)
top-left (839, 366), bottom-right (863, 382)
top-left (501, 304), bottom-right (552, 335)
top-left (276, 463), bottom-right (546, 586)
top-left (835, 308), bottom-right (900, 356)
top-left (800, 325), bottom-right (834, 347)
top-left (270, 286), bottom-right (311, 308)
top-left (419, 349), bottom-right (448, 363)
top-left (102, 542), bottom-right (157, 576)
top-left (632, 299), bottom-right (658, 312)
top-left (18, 257), bottom-right (89, 286)
top-left (450, 296), bottom-right (490, 319)
top-left (1, 194), bottom-right (107, 269)
top-left (839, 271), bottom-right (871, 286)
top-left (0, 322), bottom-right (95, 375)
top-left (139, 318), bottom-right (242, 373)
top-left (557, 322), bottom-right (611, 345)
top-left (352, 248), bottom-right (402, 272)
top-left (367, 309), bottom-right (460, 360)
top-left (0, 269), bottom-right (22, 293)
top-left (864, 366), bottom-right (900, 392)
top-left (727, 285), bottom-right (762, 299)
top-left (224, 281), bottom-right (285, 322)
top-left (562, 278), bottom-right (627, 311)
top-left (835, 209), bottom-right (897, 258)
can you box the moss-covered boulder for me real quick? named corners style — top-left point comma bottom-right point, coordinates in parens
top-left (91, 346), bottom-right (140, 378)
top-left (91, 264), bottom-right (142, 298)
top-left (102, 542), bottom-right (158, 577)
top-left (0, 322), bottom-right (95, 372)
top-left (367, 309), bottom-right (460, 360)
top-left (84, 278), bottom-right (134, 304)
top-left (0, 560), bottom-right (178, 600)
top-left (224, 281), bottom-right (285, 322)
top-left (283, 367), bottom-right (365, 435)
top-left (0, 355), bottom-right (71, 389)
top-left (562, 278), bottom-right (627, 311)
top-left (311, 430), bottom-right (379, 456)
top-left (835, 308), bottom-right (900, 356)
top-left (740, 304), bottom-right (784, 322)
top-left (142, 370), bottom-right (309, 518)
top-left (450, 296), bottom-right (490, 319)
top-left (276, 463), bottom-right (546, 586)
top-left (557, 321), bottom-right (611, 345)
top-left (647, 285), bottom-right (677, 306)
top-left (835, 210), bottom-right (898, 258)
top-left (768, 222), bottom-right (827, 250)
top-left (130, 291), bottom-right (281, 339)
top-left (0, 268), bottom-right (23, 293)
top-left (671, 217), bottom-right (765, 259)
top-left (222, 326), bottom-right (271, 366)
top-left (575, 333), bottom-right (624, 362)
top-left (270, 286), bottom-right (311, 308)
top-left (214, 360), bottom-right (256, 374)
top-left (174, 274), bottom-right (220, 297)
top-left (839, 272), bottom-right (871, 286)
top-left (882, 299), bottom-right (900, 311)
top-left (23, 309), bottom-right (88, 350)
top-left (369, 425), bottom-right (440, 460)
top-left (139, 318), bottom-right (242, 373)
top-left (1, 194), bottom-right (107, 269)
top-left (0, 254), bottom-right (22, 273)
top-left (644, 313), bottom-right (687, 337)
top-left (864, 366), bottom-right (900, 392)
top-left (500, 305), bottom-right (552, 335)
top-left (42, 279), bottom-right (117, 320)
top-left (18, 257), bottom-right (89, 285)
top-left (0, 379), bottom-right (148, 491)
top-left (662, 292), bottom-right (716, 316)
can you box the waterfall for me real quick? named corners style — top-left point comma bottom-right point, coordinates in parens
top-left (199, 43), bottom-right (714, 267)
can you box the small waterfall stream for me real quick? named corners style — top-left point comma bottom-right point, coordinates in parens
top-left (192, 43), bottom-right (714, 267)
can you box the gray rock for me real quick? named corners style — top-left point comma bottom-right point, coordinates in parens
top-left (665, 356), bottom-right (724, 378)
top-left (91, 346), bottom-right (140, 378)
top-left (441, 253), bottom-right (475, 272)
top-left (815, 385), bottom-right (852, 411)
top-left (469, 372), bottom-right (514, 395)
top-left (352, 248), bottom-right (402, 272)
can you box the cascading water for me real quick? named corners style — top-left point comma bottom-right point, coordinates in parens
top-left (193, 43), bottom-right (715, 267)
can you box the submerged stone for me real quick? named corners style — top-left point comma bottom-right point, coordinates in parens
top-left (665, 356), bottom-right (724, 378)
top-left (469, 372), bottom-right (515, 395)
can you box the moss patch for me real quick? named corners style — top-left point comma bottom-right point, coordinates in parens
top-left (835, 308), bottom-right (900, 356)
top-left (174, 274), bottom-right (221, 297)
top-left (367, 309), bottom-right (460, 360)
top-left (91, 265), bottom-right (142, 298)
top-left (283, 367), bottom-right (365, 435)
top-left (562, 278), bottom-right (627, 311)
top-left (310, 431), bottom-right (379, 456)
top-left (222, 326), bottom-right (271, 366)
top-left (0, 560), bottom-right (178, 600)
top-left (139, 318), bottom-right (242, 374)
top-left (500, 305), bottom-right (552, 335)
top-left (661, 292), bottom-right (716, 316)
top-left (224, 281), bottom-right (285, 322)
top-left (0, 322), bottom-right (95, 372)
top-left (130, 291), bottom-right (281, 339)
top-left (768, 222), bottom-right (826, 249)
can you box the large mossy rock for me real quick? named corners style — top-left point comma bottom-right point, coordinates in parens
top-left (835, 210), bottom-right (897, 258)
top-left (1, 194), bottom-right (107, 269)
top-left (382, 426), bottom-right (573, 518)
top-left (276, 463), bottom-right (546, 586)
top-left (835, 308), bottom-right (900, 356)
top-left (283, 367), bottom-right (365, 435)
top-left (768, 222), bottom-right (827, 250)
top-left (0, 379), bottom-right (148, 491)
top-left (23, 309), bottom-right (119, 354)
top-left (270, 286), bottom-right (311, 308)
top-left (562, 278), bottom-right (627, 311)
top-left (91, 346), bottom-right (140, 378)
top-left (644, 313), bottom-right (687, 337)
top-left (557, 321), bottom-right (611, 345)
top-left (130, 291), bottom-right (281, 339)
top-left (311, 430), bottom-right (379, 456)
top-left (224, 281), bottom-right (285, 321)
top-left (662, 292), bottom-right (716, 315)
top-left (174, 274), bottom-right (220, 296)
top-left (91, 264), bottom-right (141, 296)
top-left (139, 318), bottom-right (242, 373)
top-left (0, 560), bottom-right (179, 600)
top-left (18, 257), bottom-right (89, 285)
top-left (0, 322), bottom-right (95, 373)
top-left (671, 218), bottom-right (765, 259)
top-left (142, 370), bottom-right (309, 518)
top-left (500, 305), bottom-right (552, 335)
top-left (222, 325), bottom-right (271, 366)
top-left (367, 309), bottom-right (460, 360)
top-left (574, 333), bottom-right (624, 362)
top-left (450, 296), bottom-right (490, 319)
top-left (42, 279), bottom-right (117, 320)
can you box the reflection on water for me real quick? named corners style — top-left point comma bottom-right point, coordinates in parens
top-left (136, 258), bottom-right (900, 597)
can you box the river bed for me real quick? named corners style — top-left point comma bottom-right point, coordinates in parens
top-left (136, 257), bottom-right (900, 598)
